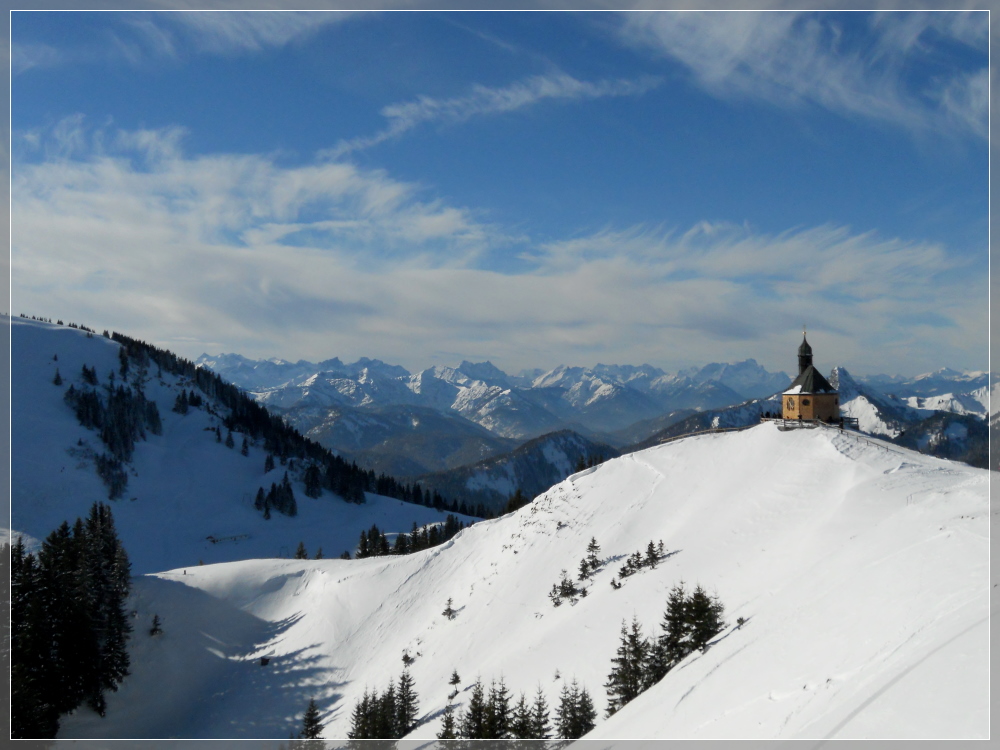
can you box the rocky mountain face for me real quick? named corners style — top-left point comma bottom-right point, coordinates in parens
top-left (279, 401), bottom-right (519, 478)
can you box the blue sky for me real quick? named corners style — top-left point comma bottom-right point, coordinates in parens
top-left (10, 10), bottom-right (989, 377)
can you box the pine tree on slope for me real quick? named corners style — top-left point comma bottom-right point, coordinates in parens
top-left (396, 669), bottom-right (419, 735)
top-left (530, 685), bottom-right (551, 739)
top-left (460, 677), bottom-right (488, 739)
top-left (605, 616), bottom-right (649, 716)
top-left (300, 698), bottom-right (324, 739)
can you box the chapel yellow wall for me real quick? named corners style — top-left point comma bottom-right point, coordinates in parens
top-left (782, 393), bottom-right (840, 421)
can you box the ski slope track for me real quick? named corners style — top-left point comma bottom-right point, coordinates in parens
top-left (11, 318), bottom-right (988, 739)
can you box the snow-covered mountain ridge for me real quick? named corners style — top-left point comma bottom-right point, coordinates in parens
top-left (54, 422), bottom-right (987, 739)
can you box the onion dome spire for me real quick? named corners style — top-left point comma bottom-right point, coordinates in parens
top-left (798, 328), bottom-right (813, 375)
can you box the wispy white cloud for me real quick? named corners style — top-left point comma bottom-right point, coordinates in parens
top-left (11, 119), bottom-right (984, 375)
top-left (11, 41), bottom-right (64, 75)
top-left (617, 10), bottom-right (988, 139)
top-left (11, 11), bottom-right (352, 74)
top-left (324, 72), bottom-right (663, 158)
top-left (154, 11), bottom-right (350, 55)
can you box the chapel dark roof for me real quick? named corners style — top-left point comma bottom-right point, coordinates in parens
top-left (784, 364), bottom-right (836, 395)
top-left (798, 335), bottom-right (812, 357)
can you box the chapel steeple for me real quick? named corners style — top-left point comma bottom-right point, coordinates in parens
top-left (797, 329), bottom-right (813, 375)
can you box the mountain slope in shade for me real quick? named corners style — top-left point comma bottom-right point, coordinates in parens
top-left (11, 317), bottom-right (477, 573)
top-left (416, 429), bottom-right (619, 512)
top-left (53, 424), bottom-right (986, 740)
top-left (284, 401), bottom-right (519, 478)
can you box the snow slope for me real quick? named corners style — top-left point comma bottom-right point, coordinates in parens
top-left (55, 422), bottom-right (987, 740)
top-left (11, 316), bottom-right (477, 573)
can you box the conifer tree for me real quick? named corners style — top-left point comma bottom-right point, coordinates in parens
top-left (225, 430), bottom-right (235, 448)
top-left (511, 692), bottom-right (534, 740)
top-left (643, 631), bottom-right (670, 689)
top-left (265, 453), bottom-right (275, 473)
top-left (687, 584), bottom-right (725, 652)
top-left (149, 614), bottom-right (162, 636)
top-left (348, 688), bottom-right (374, 739)
top-left (396, 669), bottom-right (419, 735)
top-left (241, 436), bottom-right (249, 456)
top-left (378, 680), bottom-right (397, 737)
top-left (558, 569), bottom-right (578, 599)
top-left (437, 703), bottom-right (458, 740)
top-left (586, 537), bottom-right (601, 571)
top-left (304, 464), bottom-right (322, 498)
top-left (555, 679), bottom-right (594, 738)
top-left (173, 390), bottom-right (189, 414)
top-left (530, 685), bottom-right (550, 739)
top-left (442, 598), bottom-right (456, 620)
top-left (460, 677), bottom-right (488, 739)
top-left (393, 533), bottom-right (410, 555)
top-left (646, 540), bottom-right (659, 568)
top-left (576, 685), bottom-right (597, 736)
top-left (295, 542), bottom-right (308, 559)
top-left (53, 369), bottom-right (63, 386)
top-left (605, 617), bottom-right (649, 716)
top-left (300, 698), bottom-right (324, 739)
top-left (660, 582), bottom-right (691, 668)
top-left (314, 548), bottom-right (323, 560)
top-left (486, 677), bottom-right (512, 739)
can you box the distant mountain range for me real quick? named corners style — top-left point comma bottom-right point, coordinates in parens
top-left (196, 353), bottom-right (790, 438)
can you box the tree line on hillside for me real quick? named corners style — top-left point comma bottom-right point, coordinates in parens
top-left (58, 327), bottom-right (475, 516)
top-left (347, 671), bottom-right (421, 739)
top-left (437, 675), bottom-right (596, 741)
top-left (62, 360), bottom-right (163, 499)
top-left (352, 515), bottom-right (467, 559)
top-left (11, 503), bottom-right (132, 738)
top-left (342, 670), bottom-right (596, 742)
